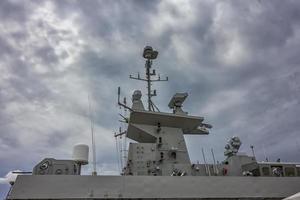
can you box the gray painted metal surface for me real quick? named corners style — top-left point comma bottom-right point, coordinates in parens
top-left (8, 175), bottom-right (300, 199)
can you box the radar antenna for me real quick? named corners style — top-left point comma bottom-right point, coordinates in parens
top-left (130, 46), bottom-right (168, 111)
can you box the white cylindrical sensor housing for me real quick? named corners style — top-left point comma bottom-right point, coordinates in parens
top-left (72, 144), bottom-right (89, 165)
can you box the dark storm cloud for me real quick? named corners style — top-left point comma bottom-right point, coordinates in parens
top-left (1, 0), bottom-right (300, 197)
top-left (240, 1), bottom-right (300, 49)
top-left (34, 45), bottom-right (58, 64)
top-left (11, 73), bottom-right (49, 101)
top-left (0, 37), bottom-right (14, 56)
top-left (0, 0), bottom-right (28, 22)
top-left (78, 50), bottom-right (126, 78)
top-left (52, 0), bottom-right (160, 41)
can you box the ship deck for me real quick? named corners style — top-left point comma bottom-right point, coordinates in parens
top-left (8, 175), bottom-right (300, 199)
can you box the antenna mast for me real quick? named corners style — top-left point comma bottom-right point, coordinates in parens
top-left (130, 46), bottom-right (168, 111)
top-left (88, 95), bottom-right (97, 176)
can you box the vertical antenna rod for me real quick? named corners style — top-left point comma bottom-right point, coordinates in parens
top-left (202, 148), bottom-right (211, 176)
top-left (88, 95), bottom-right (97, 176)
top-left (250, 145), bottom-right (256, 160)
top-left (262, 144), bottom-right (268, 162)
top-left (211, 148), bottom-right (218, 175)
top-left (130, 46), bottom-right (168, 111)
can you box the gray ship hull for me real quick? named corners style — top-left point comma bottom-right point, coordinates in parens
top-left (8, 175), bottom-right (300, 199)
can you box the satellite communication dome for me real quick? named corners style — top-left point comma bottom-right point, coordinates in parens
top-left (72, 144), bottom-right (89, 165)
top-left (132, 90), bottom-right (142, 101)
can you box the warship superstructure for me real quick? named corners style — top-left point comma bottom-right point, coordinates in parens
top-left (6, 46), bottom-right (300, 200)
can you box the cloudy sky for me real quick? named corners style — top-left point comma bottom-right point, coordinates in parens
top-left (1, 0), bottom-right (300, 197)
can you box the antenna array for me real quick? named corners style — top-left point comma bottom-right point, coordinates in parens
top-left (130, 46), bottom-right (168, 112)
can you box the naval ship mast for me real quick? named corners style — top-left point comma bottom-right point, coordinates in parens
top-left (115, 46), bottom-right (169, 172)
top-left (129, 46), bottom-right (168, 112)
top-left (117, 46), bottom-right (213, 176)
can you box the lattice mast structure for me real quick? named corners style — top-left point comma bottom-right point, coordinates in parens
top-left (130, 46), bottom-right (168, 111)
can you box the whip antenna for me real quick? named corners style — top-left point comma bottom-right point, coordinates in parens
top-left (88, 94), bottom-right (97, 176)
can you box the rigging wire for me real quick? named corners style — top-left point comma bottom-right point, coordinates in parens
top-left (118, 135), bottom-right (123, 172)
top-left (123, 106), bottom-right (128, 167)
top-left (115, 134), bottom-right (121, 173)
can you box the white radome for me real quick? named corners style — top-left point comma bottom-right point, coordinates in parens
top-left (72, 144), bottom-right (89, 165)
